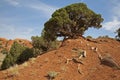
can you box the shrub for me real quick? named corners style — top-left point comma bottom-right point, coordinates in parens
top-left (31, 36), bottom-right (48, 52)
top-left (1, 41), bottom-right (44, 70)
top-left (1, 42), bottom-right (27, 70)
top-left (48, 71), bottom-right (58, 80)
top-left (48, 40), bottom-right (60, 50)
top-left (86, 36), bottom-right (93, 39)
top-left (16, 48), bottom-right (33, 64)
top-left (17, 47), bottom-right (43, 64)
top-left (6, 65), bottom-right (19, 78)
top-left (1, 54), bottom-right (13, 69)
top-left (98, 35), bottom-right (110, 38)
top-left (32, 48), bottom-right (43, 57)
top-left (31, 36), bottom-right (59, 52)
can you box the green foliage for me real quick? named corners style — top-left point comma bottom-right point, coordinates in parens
top-left (43, 3), bottom-right (104, 41)
top-left (1, 38), bottom-right (49, 70)
top-left (31, 36), bottom-right (59, 52)
top-left (86, 36), bottom-right (93, 39)
top-left (1, 42), bottom-right (27, 70)
top-left (48, 40), bottom-right (59, 50)
top-left (31, 36), bottom-right (48, 51)
top-left (16, 47), bottom-right (43, 64)
top-left (31, 48), bottom-right (42, 57)
top-left (16, 48), bottom-right (34, 64)
top-left (98, 35), bottom-right (110, 38)
top-left (1, 54), bottom-right (13, 70)
top-left (116, 28), bottom-right (120, 40)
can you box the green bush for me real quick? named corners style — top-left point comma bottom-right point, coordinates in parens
top-left (86, 36), bottom-right (93, 39)
top-left (31, 36), bottom-right (48, 51)
top-left (1, 42), bottom-right (27, 70)
top-left (16, 47), bottom-right (44, 64)
top-left (98, 35), bottom-right (110, 38)
top-left (31, 36), bottom-right (59, 52)
top-left (16, 48), bottom-right (33, 64)
top-left (32, 48), bottom-right (43, 57)
top-left (1, 39), bottom-right (47, 70)
top-left (1, 54), bottom-right (13, 69)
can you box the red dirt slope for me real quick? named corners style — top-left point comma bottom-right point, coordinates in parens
top-left (0, 37), bottom-right (120, 80)
top-left (0, 38), bottom-right (32, 51)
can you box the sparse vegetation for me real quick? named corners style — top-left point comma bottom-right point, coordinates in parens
top-left (86, 36), bottom-right (93, 39)
top-left (21, 62), bottom-right (28, 67)
top-left (28, 58), bottom-right (36, 63)
top-left (5, 64), bottom-right (19, 78)
top-left (47, 71), bottom-right (59, 80)
top-left (98, 35), bottom-right (110, 38)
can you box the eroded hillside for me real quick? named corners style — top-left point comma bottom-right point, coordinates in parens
top-left (0, 37), bottom-right (120, 80)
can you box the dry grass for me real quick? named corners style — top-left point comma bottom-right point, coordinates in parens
top-left (28, 57), bottom-right (36, 63)
top-left (2, 64), bottom-right (19, 79)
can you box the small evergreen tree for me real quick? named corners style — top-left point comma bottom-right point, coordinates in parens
top-left (1, 42), bottom-right (27, 69)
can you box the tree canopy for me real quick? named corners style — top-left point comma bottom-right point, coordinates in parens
top-left (42, 3), bottom-right (104, 41)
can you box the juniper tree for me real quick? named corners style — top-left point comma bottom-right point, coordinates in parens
top-left (42, 3), bottom-right (104, 41)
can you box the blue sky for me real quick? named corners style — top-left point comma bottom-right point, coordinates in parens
top-left (0, 0), bottom-right (120, 40)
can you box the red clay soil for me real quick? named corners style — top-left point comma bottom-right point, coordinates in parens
top-left (0, 37), bottom-right (120, 80)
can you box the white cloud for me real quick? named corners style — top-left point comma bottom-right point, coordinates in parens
top-left (103, 17), bottom-right (120, 32)
top-left (102, 0), bottom-right (120, 32)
